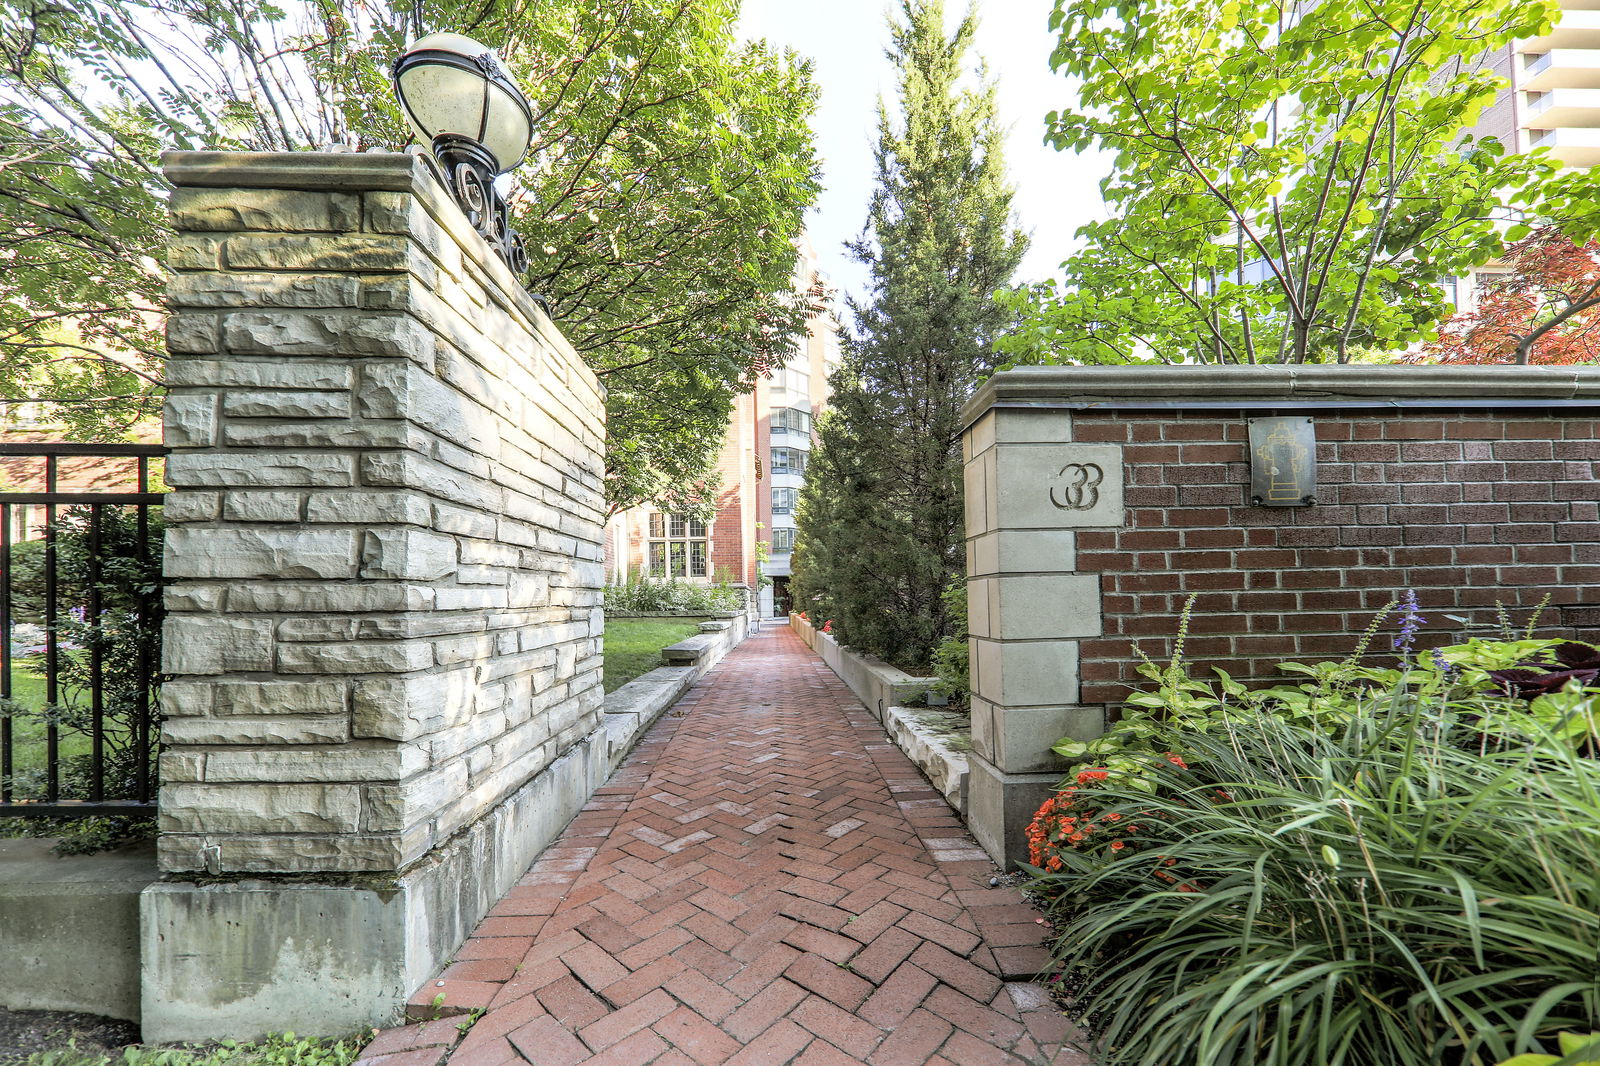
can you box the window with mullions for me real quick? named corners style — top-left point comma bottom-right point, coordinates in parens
top-left (647, 513), bottom-right (709, 579)
top-left (771, 447), bottom-right (807, 475)
top-left (772, 407), bottom-right (811, 434)
top-left (772, 527), bottom-right (794, 553)
top-left (772, 486), bottom-right (797, 514)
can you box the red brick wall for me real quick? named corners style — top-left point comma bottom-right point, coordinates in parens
top-left (1070, 409), bottom-right (1600, 707)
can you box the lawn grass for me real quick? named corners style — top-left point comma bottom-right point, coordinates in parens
top-left (2, 662), bottom-right (90, 779)
top-left (603, 618), bottom-right (702, 693)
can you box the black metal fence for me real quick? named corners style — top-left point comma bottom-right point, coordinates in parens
top-left (0, 443), bottom-right (165, 818)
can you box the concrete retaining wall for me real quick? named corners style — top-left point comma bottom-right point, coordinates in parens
top-left (0, 839), bottom-right (159, 1021)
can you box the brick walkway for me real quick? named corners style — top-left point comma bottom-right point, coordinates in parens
top-left (357, 625), bottom-right (1086, 1066)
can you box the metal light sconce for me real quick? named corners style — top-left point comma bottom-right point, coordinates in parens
top-left (392, 32), bottom-right (533, 274)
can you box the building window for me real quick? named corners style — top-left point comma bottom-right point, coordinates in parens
top-left (648, 513), bottom-right (709, 578)
top-left (772, 487), bottom-right (797, 515)
top-left (772, 406), bottom-right (811, 434)
top-left (772, 527), bottom-right (794, 553)
top-left (771, 447), bottom-right (807, 476)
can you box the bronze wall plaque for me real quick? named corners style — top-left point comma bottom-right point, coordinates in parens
top-left (1248, 416), bottom-right (1317, 507)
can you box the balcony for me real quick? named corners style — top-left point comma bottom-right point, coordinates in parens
top-left (1518, 9), bottom-right (1600, 52)
top-left (1524, 50), bottom-right (1600, 90)
top-left (1528, 125), bottom-right (1600, 164)
top-left (1524, 86), bottom-right (1600, 126)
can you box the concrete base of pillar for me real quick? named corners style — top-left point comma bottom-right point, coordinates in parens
top-left (965, 752), bottom-right (1064, 870)
top-left (140, 731), bottom-right (607, 1042)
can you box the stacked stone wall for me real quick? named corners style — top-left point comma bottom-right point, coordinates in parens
top-left (158, 152), bottom-right (606, 876)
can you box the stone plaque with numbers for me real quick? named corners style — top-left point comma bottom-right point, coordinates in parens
top-left (992, 444), bottom-right (1124, 529)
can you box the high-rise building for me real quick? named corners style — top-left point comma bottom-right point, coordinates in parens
top-left (1472, 1), bottom-right (1600, 166)
top-left (604, 239), bottom-right (841, 616)
top-left (1446, 2), bottom-right (1600, 309)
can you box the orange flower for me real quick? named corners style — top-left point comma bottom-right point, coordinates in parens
top-left (1110, 840), bottom-right (1126, 851)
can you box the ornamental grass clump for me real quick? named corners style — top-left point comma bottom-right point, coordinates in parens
top-left (1029, 696), bottom-right (1600, 1066)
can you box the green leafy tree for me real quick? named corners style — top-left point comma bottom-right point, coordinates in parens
top-left (1001, 0), bottom-right (1600, 366)
top-left (792, 0), bottom-right (1025, 672)
top-left (0, 0), bottom-right (820, 511)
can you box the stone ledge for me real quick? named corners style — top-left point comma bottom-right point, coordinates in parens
top-left (883, 705), bottom-right (971, 814)
top-left (790, 615), bottom-right (934, 720)
top-left (661, 632), bottom-right (718, 666)
top-left (965, 364), bottom-right (1600, 428)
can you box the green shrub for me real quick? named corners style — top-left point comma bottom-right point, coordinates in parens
top-left (602, 576), bottom-right (744, 614)
top-left (1029, 693), bottom-right (1600, 1066)
top-left (930, 577), bottom-right (969, 704)
top-left (1028, 594), bottom-right (1600, 1066)
top-left (1051, 594), bottom-right (1599, 792)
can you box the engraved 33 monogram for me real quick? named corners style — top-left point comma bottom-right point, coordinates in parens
top-left (1049, 462), bottom-right (1103, 510)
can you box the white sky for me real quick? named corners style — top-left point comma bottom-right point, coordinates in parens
top-left (736, 0), bottom-right (1112, 308)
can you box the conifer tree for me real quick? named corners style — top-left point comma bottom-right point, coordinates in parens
top-left (792, 0), bottom-right (1025, 671)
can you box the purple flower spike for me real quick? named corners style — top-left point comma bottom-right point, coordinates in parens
top-left (1393, 588), bottom-right (1426, 656)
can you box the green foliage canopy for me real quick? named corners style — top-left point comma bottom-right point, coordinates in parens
top-left (791, 0), bottom-right (1025, 672)
top-left (0, 0), bottom-right (821, 512)
top-left (1002, 0), bottom-right (1600, 366)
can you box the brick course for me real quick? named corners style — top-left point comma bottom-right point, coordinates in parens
top-left (1068, 407), bottom-right (1599, 705)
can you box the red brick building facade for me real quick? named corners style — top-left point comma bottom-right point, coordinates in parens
top-left (605, 240), bottom-right (840, 612)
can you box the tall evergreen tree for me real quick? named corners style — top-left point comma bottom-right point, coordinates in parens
top-left (791, 0), bottom-right (1025, 672)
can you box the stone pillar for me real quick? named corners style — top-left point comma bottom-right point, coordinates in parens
top-left (962, 407), bottom-right (1123, 868)
top-left (145, 151), bottom-right (606, 1039)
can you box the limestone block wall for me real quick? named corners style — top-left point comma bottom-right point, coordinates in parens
top-left (159, 151), bottom-right (606, 876)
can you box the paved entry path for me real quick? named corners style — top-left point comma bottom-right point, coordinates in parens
top-left (357, 625), bottom-right (1086, 1066)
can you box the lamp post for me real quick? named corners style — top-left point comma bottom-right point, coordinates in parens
top-left (392, 32), bottom-right (533, 274)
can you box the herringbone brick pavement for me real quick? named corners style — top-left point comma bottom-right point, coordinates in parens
top-left (357, 624), bottom-right (1089, 1066)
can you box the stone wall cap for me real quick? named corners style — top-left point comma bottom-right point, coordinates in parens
top-left (964, 364), bottom-right (1600, 427)
top-left (161, 150), bottom-right (424, 192)
top-left (161, 149), bottom-right (584, 379)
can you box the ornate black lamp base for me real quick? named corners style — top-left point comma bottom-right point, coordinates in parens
top-left (431, 134), bottom-right (529, 275)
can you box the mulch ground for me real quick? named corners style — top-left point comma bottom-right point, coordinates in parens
top-left (0, 1006), bottom-right (137, 1065)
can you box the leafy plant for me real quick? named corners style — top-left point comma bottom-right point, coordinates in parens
top-left (0, 0), bottom-right (821, 511)
top-left (25, 1032), bottom-right (368, 1066)
top-left (602, 576), bottom-right (744, 614)
top-left (1055, 593), bottom-right (1600, 787)
top-left (1029, 691), bottom-right (1600, 1066)
top-left (1498, 1032), bottom-right (1600, 1066)
top-left (930, 578), bottom-right (969, 704)
top-left (1003, 0), bottom-right (1600, 368)
top-left (1416, 228), bottom-right (1600, 365)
